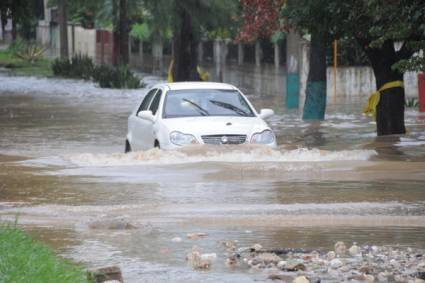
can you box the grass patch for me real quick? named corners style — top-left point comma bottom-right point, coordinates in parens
top-left (0, 49), bottom-right (53, 77)
top-left (0, 224), bottom-right (89, 283)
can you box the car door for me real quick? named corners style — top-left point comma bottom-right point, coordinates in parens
top-left (144, 89), bottom-right (163, 148)
top-left (129, 88), bottom-right (158, 150)
top-left (132, 89), bottom-right (164, 150)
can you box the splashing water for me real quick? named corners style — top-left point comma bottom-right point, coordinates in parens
top-left (61, 146), bottom-right (377, 167)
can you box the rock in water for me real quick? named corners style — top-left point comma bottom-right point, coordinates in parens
top-left (225, 256), bottom-right (238, 267)
top-left (349, 243), bottom-right (361, 257)
top-left (350, 274), bottom-right (374, 282)
top-left (257, 253), bottom-right (283, 264)
top-left (187, 232), bottom-right (208, 240)
top-left (377, 272), bottom-right (389, 282)
top-left (171, 237), bottom-right (182, 243)
top-left (292, 276), bottom-right (310, 283)
top-left (200, 253), bottom-right (217, 261)
top-left (286, 262), bottom-right (307, 271)
top-left (277, 260), bottom-right (287, 269)
top-left (186, 246), bottom-right (213, 270)
top-left (221, 240), bottom-right (237, 252)
top-left (330, 258), bottom-right (343, 269)
top-left (268, 274), bottom-right (287, 281)
top-left (417, 272), bottom-right (425, 280)
top-left (334, 241), bottom-right (347, 256)
top-left (327, 251), bottom-right (336, 260)
top-left (252, 243), bottom-right (263, 251)
top-left (88, 266), bottom-right (123, 283)
top-left (88, 218), bottom-right (136, 230)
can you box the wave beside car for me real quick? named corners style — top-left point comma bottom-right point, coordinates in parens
top-left (126, 82), bottom-right (276, 151)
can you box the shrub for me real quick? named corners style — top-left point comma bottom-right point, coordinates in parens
top-left (52, 54), bottom-right (94, 80)
top-left (405, 98), bottom-right (419, 108)
top-left (93, 64), bottom-right (141, 89)
top-left (15, 45), bottom-right (46, 63)
top-left (51, 54), bottom-right (141, 89)
top-left (7, 38), bottom-right (27, 54)
top-left (8, 39), bottom-right (46, 64)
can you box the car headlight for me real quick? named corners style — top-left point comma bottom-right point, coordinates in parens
top-left (251, 130), bottom-right (275, 144)
top-left (170, 131), bottom-right (199, 146)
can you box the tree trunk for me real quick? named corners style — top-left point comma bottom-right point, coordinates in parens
top-left (58, 0), bottom-right (68, 59)
top-left (172, 1), bottom-right (200, 82)
top-left (373, 67), bottom-right (405, 136)
top-left (112, 0), bottom-right (119, 65)
top-left (118, 0), bottom-right (129, 65)
top-left (302, 31), bottom-right (327, 120)
top-left (286, 31), bottom-right (301, 109)
top-left (0, 9), bottom-right (7, 40)
top-left (359, 40), bottom-right (406, 136)
top-left (11, 11), bottom-right (17, 41)
top-left (112, 0), bottom-right (129, 66)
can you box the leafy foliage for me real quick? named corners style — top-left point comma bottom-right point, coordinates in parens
top-left (1, 0), bottom-right (41, 40)
top-left (405, 97), bottom-right (419, 108)
top-left (129, 23), bottom-right (152, 40)
top-left (1, 44), bottom-right (52, 76)
top-left (237, 0), bottom-right (285, 42)
top-left (92, 64), bottom-right (141, 89)
top-left (281, 0), bottom-right (425, 69)
top-left (52, 54), bottom-right (94, 80)
top-left (326, 37), bottom-right (370, 67)
top-left (14, 44), bottom-right (47, 64)
top-left (6, 39), bottom-right (46, 65)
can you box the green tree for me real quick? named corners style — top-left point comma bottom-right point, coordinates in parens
top-left (0, 2), bottom-right (9, 38)
top-left (339, 0), bottom-right (423, 136)
top-left (2, 0), bottom-right (40, 41)
top-left (282, 0), bottom-right (337, 120)
top-left (283, 0), bottom-right (425, 135)
top-left (142, 0), bottom-right (238, 82)
top-left (112, 0), bottom-right (129, 65)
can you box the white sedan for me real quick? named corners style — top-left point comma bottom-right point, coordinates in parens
top-left (125, 82), bottom-right (276, 151)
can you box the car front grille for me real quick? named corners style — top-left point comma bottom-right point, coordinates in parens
top-left (201, 134), bottom-right (247, 145)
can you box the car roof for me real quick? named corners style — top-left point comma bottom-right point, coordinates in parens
top-left (155, 82), bottom-right (237, 91)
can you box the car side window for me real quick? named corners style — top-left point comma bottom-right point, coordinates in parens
top-left (149, 90), bottom-right (162, 115)
top-left (137, 88), bottom-right (157, 114)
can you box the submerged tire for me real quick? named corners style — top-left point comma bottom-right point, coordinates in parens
top-left (154, 140), bottom-right (160, 149)
top-left (125, 139), bottom-right (132, 153)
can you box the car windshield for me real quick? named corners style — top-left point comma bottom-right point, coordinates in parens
top-left (163, 89), bottom-right (255, 118)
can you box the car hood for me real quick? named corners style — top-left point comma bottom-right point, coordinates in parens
top-left (159, 116), bottom-right (270, 136)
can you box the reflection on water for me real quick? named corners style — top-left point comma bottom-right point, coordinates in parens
top-left (1, 75), bottom-right (425, 282)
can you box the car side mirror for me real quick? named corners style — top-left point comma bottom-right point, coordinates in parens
top-left (137, 110), bottom-right (155, 121)
top-left (259, 108), bottom-right (274, 119)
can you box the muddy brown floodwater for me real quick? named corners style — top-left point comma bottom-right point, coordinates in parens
top-left (1, 74), bottom-right (425, 282)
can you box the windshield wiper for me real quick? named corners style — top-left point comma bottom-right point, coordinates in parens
top-left (209, 100), bottom-right (250, 116)
top-left (182, 98), bottom-right (209, 116)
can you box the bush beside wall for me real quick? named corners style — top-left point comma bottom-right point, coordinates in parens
top-left (52, 55), bottom-right (141, 89)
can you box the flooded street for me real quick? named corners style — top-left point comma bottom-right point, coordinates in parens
top-left (1, 74), bottom-right (425, 282)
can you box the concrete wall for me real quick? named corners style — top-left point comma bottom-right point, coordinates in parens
top-left (36, 24), bottom-right (96, 59)
top-left (299, 41), bottom-right (419, 104)
top-left (204, 63), bottom-right (285, 97)
top-left (0, 19), bottom-right (13, 42)
top-left (35, 20), bottom-right (420, 101)
top-left (326, 67), bottom-right (418, 99)
top-left (68, 26), bottom-right (96, 59)
top-left (36, 22), bottom-right (51, 46)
